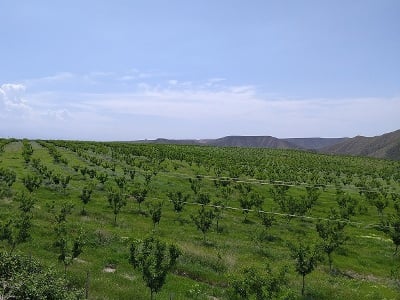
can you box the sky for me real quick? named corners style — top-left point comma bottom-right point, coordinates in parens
top-left (0, 0), bottom-right (399, 140)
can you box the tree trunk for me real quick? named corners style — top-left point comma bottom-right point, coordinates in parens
top-left (302, 274), bottom-right (305, 296)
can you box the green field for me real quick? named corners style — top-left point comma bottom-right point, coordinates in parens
top-left (1, 139), bottom-right (400, 299)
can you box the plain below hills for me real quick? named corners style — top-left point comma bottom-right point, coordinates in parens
top-left (135, 129), bottom-right (400, 160)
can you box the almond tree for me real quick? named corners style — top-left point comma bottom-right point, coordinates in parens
top-left (229, 266), bottom-right (287, 300)
top-left (0, 167), bottom-right (16, 198)
top-left (316, 209), bottom-right (347, 271)
top-left (130, 184), bottom-right (148, 213)
top-left (80, 185), bottom-right (93, 215)
top-left (22, 173), bottom-right (42, 193)
top-left (54, 203), bottom-right (84, 274)
top-left (167, 191), bottom-right (189, 221)
top-left (129, 236), bottom-right (181, 300)
top-left (380, 202), bottom-right (400, 254)
top-left (106, 186), bottom-right (127, 225)
top-left (191, 206), bottom-right (215, 243)
top-left (0, 192), bottom-right (35, 253)
top-left (335, 187), bottom-right (358, 219)
top-left (21, 140), bottom-right (33, 164)
top-left (148, 201), bottom-right (163, 229)
top-left (96, 172), bottom-right (108, 187)
top-left (289, 241), bottom-right (323, 296)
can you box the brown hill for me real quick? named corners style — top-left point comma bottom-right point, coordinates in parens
top-left (133, 130), bottom-right (400, 160)
top-left (284, 138), bottom-right (348, 150)
top-left (208, 136), bottom-right (299, 149)
top-left (321, 129), bottom-right (400, 160)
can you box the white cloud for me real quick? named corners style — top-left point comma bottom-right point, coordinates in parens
top-left (0, 83), bottom-right (31, 114)
top-left (2, 71), bottom-right (399, 140)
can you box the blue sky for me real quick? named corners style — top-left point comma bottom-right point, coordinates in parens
top-left (0, 0), bottom-right (399, 140)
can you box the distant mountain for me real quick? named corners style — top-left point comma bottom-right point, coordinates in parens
top-left (135, 136), bottom-right (299, 149)
top-left (138, 138), bottom-right (207, 145)
top-left (284, 138), bottom-right (348, 150)
top-left (321, 129), bottom-right (400, 160)
top-left (208, 136), bottom-right (299, 149)
top-left (134, 130), bottom-right (400, 160)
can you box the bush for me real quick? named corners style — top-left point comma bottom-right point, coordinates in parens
top-left (0, 251), bottom-right (83, 299)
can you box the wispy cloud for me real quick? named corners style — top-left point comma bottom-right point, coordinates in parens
top-left (0, 83), bottom-right (31, 115)
top-left (1, 71), bottom-right (399, 140)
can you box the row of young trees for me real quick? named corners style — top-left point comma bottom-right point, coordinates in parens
top-left (30, 140), bottom-right (400, 265)
top-left (2, 140), bottom-right (400, 299)
top-left (51, 139), bottom-right (400, 191)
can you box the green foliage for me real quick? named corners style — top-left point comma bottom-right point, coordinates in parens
top-left (0, 167), bottom-right (16, 187)
top-left (168, 191), bottom-right (189, 215)
top-left (281, 196), bottom-right (309, 222)
top-left (0, 167), bottom-right (16, 198)
top-left (239, 190), bottom-right (264, 222)
top-left (258, 212), bottom-right (275, 231)
top-left (60, 174), bottom-right (71, 193)
top-left (362, 186), bottom-right (389, 216)
top-left (1, 139), bottom-right (400, 299)
top-left (115, 176), bottom-right (126, 190)
top-left (191, 206), bottom-right (215, 242)
top-left (196, 192), bottom-right (211, 206)
top-left (0, 251), bottom-right (83, 299)
top-left (54, 204), bottom-right (84, 273)
top-left (22, 173), bottom-right (42, 193)
top-left (335, 187), bottom-right (358, 219)
top-left (129, 236), bottom-right (181, 299)
top-left (124, 168), bottom-right (136, 182)
top-left (270, 184), bottom-right (290, 203)
top-left (106, 185), bottom-right (127, 225)
top-left (0, 191), bottom-right (35, 252)
top-left (316, 209), bottom-right (347, 271)
top-left (379, 204), bottom-right (400, 254)
top-left (213, 199), bottom-right (225, 232)
top-left (229, 266), bottom-right (287, 300)
top-left (302, 186), bottom-right (321, 210)
top-left (79, 185), bottom-right (93, 215)
top-left (189, 177), bottom-right (202, 195)
top-left (289, 241), bottom-right (323, 296)
top-left (239, 196), bottom-right (253, 222)
top-left (21, 139), bottom-right (33, 163)
top-left (96, 172), bottom-right (108, 185)
top-left (148, 200), bottom-right (163, 228)
top-left (130, 183), bottom-right (148, 212)
top-left (144, 172), bottom-right (153, 186)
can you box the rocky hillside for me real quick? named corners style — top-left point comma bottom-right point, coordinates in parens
top-left (284, 138), bottom-right (348, 150)
top-left (208, 136), bottom-right (299, 149)
top-left (321, 130), bottom-right (400, 160)
top-left (134, 130), bottom-right (400, 160)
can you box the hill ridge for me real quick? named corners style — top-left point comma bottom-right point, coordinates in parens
top-left (134, 129), bottom-right (400, 160)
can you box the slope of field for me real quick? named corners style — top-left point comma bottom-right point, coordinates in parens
top-left (1, 140), bottom-right (400, 299)
top-left (322, 129), bottom-right (400, 160)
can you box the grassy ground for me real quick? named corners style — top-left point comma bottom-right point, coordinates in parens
top-left (1, 140), bottom-right (400, 299)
